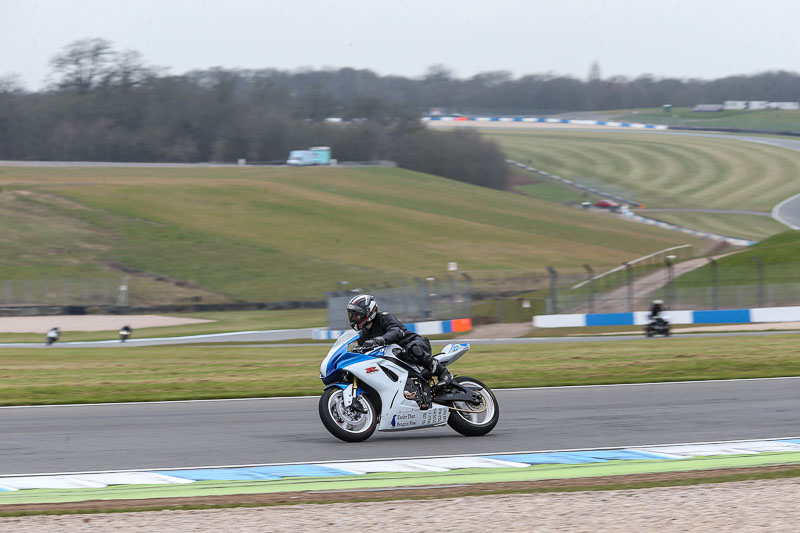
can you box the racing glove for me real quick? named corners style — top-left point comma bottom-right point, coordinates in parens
top-left (362, 337), bottom-right (385, 350)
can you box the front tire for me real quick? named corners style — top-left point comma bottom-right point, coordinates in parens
top-left (319, 387), bottom-right (378, 442)
top-left (447, 377), bottom-right (499, 436)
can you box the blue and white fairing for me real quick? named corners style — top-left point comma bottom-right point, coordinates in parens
top-left (318, 330), bottom-right (473, 432)
top-left (319, 330), bottom-right (373, 385)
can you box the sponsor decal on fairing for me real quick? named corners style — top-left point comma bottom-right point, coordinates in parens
top-left (390, 413), bottom-right (418, 428)
top-left (421, 407), bottom-right (448, 425)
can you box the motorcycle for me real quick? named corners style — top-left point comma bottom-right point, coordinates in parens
top-left (45, 327), bottom-right (60, 346)
top-left (318, 330), bottom-right (500, 442)
top-left (645, 315), bottom-right (671, 337)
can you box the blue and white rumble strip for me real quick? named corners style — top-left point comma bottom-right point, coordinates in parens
top-left (1, 439), bottom-right (797, 492)
top-left (423, 116), bottom-right (669, 129)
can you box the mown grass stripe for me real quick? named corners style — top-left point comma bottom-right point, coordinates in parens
top-left (485, 129), bottom-right (800, 239)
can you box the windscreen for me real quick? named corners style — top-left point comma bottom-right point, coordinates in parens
top-left (327, 330), bottom-right (358, 357)
top-left (320, 330), bottom-right (360, 379)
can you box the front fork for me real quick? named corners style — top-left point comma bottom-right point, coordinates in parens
top-left (339, 377), bottom-right (367, 413)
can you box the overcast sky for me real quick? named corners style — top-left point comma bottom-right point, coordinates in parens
top-left (3, 0), bottom-right (800, 90)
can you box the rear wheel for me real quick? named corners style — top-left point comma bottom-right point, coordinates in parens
top-left (447, 377), bottom-right (499, 436)
top-left (319, 387), bottom-right (378, 442)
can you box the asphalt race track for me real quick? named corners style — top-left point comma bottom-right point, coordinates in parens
top-left (1, 377), bottom-right (798, 476)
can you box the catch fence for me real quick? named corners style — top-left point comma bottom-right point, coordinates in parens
top-left (555, 255), bottom-right (800, 314)
top-left (326, 277), bottom-right (472, 330)
top-left (0, 278), bottom-right (128, 307)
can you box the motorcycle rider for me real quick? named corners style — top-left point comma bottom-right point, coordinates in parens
top-left (46, 326), bottom-right (60, 346)
top-left (347, 294), bottom-right (453, 386)
top-left (649, 299), bottom-right (664, 321)
top-left (649, 299), bottom-right (667, 328)
top-left (119, 325), bottom-right (132, 342)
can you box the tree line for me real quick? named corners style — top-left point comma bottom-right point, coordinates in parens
top-left (4, 39), bottom-right (800, 187)
top-left (0, 39), bottom-right (510, 189)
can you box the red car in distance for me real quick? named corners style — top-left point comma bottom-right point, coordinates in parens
top-left (593, 200), bottom-right (620, 209)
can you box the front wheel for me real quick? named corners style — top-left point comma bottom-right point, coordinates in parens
top-left (319, 387), bottom-right (378, 442)
top-left (447, 377), bottom-right (500, 436)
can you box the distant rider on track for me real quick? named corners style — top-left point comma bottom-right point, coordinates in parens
top-left (649, 299), bottom-right (664, 323)
top-left (46, 326), bottom-right (60, 346)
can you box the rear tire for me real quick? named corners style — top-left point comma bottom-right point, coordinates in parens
top-left (447, 377), bottom-right (499, 437)
top-left (319, 387), bottom-right (378, 442)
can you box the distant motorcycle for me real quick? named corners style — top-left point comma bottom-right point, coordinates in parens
top-left (318, 330), bottom-right (499, 442)
top-left (119, 326), bottom-right (132, 342)
top-left (645, 315), bottom-right (671, 337)
top-left (46, 327), bottom-right (60, 346)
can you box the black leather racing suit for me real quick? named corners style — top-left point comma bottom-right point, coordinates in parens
top-left (356, 312), bottom-right (434, 370)
top-left (649, 304), bottom-right (666, 326)
top-left (649, 303), bottom-right (663, 320)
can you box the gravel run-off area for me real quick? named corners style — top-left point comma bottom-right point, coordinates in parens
top-left (0, 315), bottom-right (213, 333)
top-left (2, 478), bottom-right (798, 532)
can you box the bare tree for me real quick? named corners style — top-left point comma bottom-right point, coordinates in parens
top-left (106, 49), bottom-right (156, 89)
top-left (0, 73), bottom-right (25, 93)
top-left (424, 64), bottom-right (455, 82)
top-left (49, 38), bottom-right (114, 92)
top-left (587, 61), bottom-right (602, 82)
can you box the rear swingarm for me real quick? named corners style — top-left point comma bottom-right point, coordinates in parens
top-left (433, 383), bottom-right (483, 404)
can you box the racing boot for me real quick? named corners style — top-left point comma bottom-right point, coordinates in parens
top-left (430, 359), bottom-right (453, 387)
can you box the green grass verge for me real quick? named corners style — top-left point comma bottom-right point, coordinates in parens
top-left (515, 180), bottom-right (591, 204)
top-left (676, 230), bottom-right (800, 287)
top-left (0, 165), bottom-right (707, 305)
top-left (2, 333), bottom-right (799, 405)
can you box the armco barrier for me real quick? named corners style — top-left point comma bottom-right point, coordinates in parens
top-left (533, 306), bottom-right (800, 328)
top-left (313, 318), bottom-right (472, 340)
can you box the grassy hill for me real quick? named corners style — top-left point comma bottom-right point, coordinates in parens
top-left (677, 230), bottom-right (800, 288)
top-left (482, 129), bottom-right (799, 240)
top-left (0, 165), bottom-right (709, 305)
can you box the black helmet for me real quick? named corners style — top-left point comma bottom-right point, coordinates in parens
top-left (347, 294), bottom-right (378, 331)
